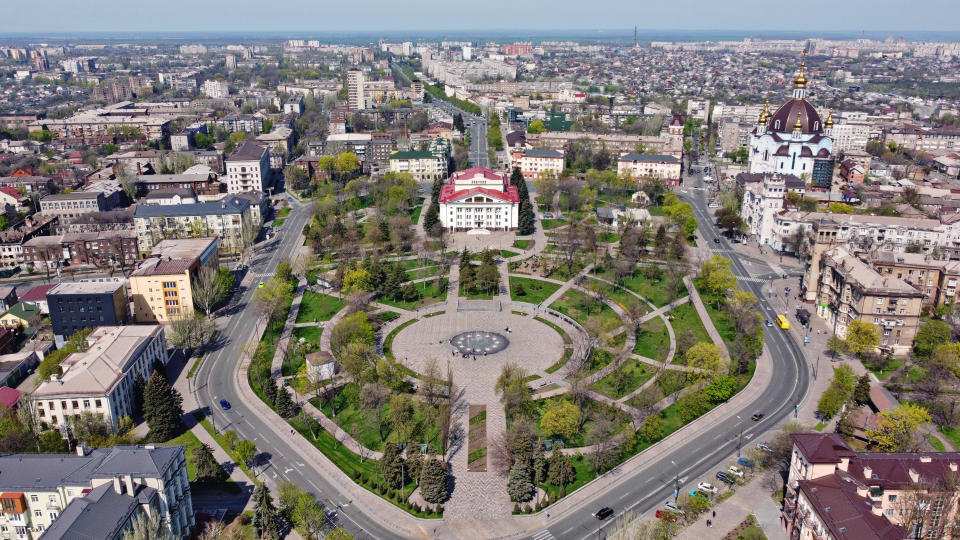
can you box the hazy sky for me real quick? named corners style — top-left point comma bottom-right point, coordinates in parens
top-left (3, 0), bottom-right (957, 34)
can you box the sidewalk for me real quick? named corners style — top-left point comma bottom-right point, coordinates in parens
top-left (673, 472), bottom-right (787, 540)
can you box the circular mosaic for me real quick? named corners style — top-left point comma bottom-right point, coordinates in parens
top-left (451, 331), bottom-right (509, 355)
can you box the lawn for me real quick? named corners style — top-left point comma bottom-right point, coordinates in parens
top-left (513, 239), bottom-right (532, 250)
top-left (694, 280), bottom-right (738, 349)
top-left (544, 348), bottom-right (573, 374)
top-left (276, 207), bottom-right (291, 219)
top-left (518, 396), bottom-right (630, 448)
top-left (292, 326), bottom-right (322, 344)
top-left (591, 357), bottom-right (655, 399)
top-left (409, 205), bottom-right (423, 223)
top-left (597, 231), bottom-right (620, 244)
top-left (633, 317), bottom-right (670, 362)
top-left (593, 268), bottom-right (687, 307)
top-left (383, 318), bottom-right (418, 362)
top-left (534, 316), bottom-right (573, 344)
top-left (510, 276), bottom-right (561, 304)
top-left (927, 434), bottom-right (947, 452)
top-left (162, 427), bottom-right (241, 494)
top-left (550, 289), bottom-right (623, 330)
top-left (295, 291), bottom-right (346, 323)
top-left (273, 218), bottom-right (286, 228)
top-left (461, 283), bottom-right (495, 300)
top-left (668, 302), bottom-right (712, 352)
top-left (378, 278), bottom-right (448, 310)
top-left (865, 356), bottom-right (904, 380)
top-left (941, 426), bottom-right (960, 448)
top-left (540, 218), bottom-right (566, 230)
top-left (647, 205), bottom-right (664, 216)
top-left (499, 249), bottom-right (520, 259)
top-left (405, 265), bottom-right (440, 281)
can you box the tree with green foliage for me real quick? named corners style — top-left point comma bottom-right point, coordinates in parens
top-left (826, 334), bottom-right (848, 359)
top-left (828, 202), bottom-right (854, 214)
top-left (419, 457), bottom-right (449, 503)
top-left (274, 385), bottom-right (299, 418)
top-left (526, 120), bottom-right (546, 134)
top-left (325, 528), bottom-right (355, 540)
top-left (699, 255), bottom-right (736, 307)
top-left (381, 442), bottom-right (404, 488)
top-left (233, 439), bottom-right (257, 469)
top-left (638, 413), bottom-right (663, 444)
top-left (142, 370), bottom-right (184, 442)
top-left (844, 320), bottom-right (879, 357)
top-left (547, 450), bottom-right (575, 496)
top-left (193, 443), bottom-right (228, 485)
top-left (539, 399), bottom-right (580, 440)
top-left (913, 319), bottom-right (951, 360)
top-left (866, 403), bottom-right (932, 452)
top-left (38, 430), bottom-right (68, 453)
top-left (507, 459), bottom-right (535, 502)
top-left (853, 374), bottom-right (872, 405)
top-left (263, 377), bottom-right (278, 405)
top-left (423, 201), bottom-right (439, 232)
top-left (684, 342), bottom-right (726, 380)
top-left (252, 483), bottom-right (281, 539)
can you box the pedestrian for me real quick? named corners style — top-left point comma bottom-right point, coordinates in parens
top-left (713, 510), bottom-right (716, 518)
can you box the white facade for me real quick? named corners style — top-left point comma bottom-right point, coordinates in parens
top-left (740, 174), bottom-right (787, 245)
top-left (437, 168), bottom-right (520, 231)
top-left (225, 141), bottom-right (270, 194)
top-left (201, 80), bottom-right (229, 99)
top-left (616, 153), bottom-right (682, 185)
top-left (387, 151), bottom-right (445, 181)
top-left (513, 149), bottom-right (564, 180)
top-left (347, 69), bottom-right (365, 111)
top-left (831, 121), bottom-right (871, 153)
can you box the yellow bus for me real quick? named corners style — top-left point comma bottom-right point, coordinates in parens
top-left (776, 315), bottom-right (790, 329)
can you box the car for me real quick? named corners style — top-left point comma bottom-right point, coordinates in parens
top-left (765, 319), bottom-right (773, 327)
top-left (593, 507), bottom-right (614, 520)
top-left (716, 471), bottom-right (734, 484)
top-left (219, 399), bottom-right (231, 410)
top-left (728, 465), bottom-right (745, 478)
top-left (664, 501), bottom-right (685, 514)
top-left (258, 281), bottom-right (265, 288)
top-left (714, 237), bottom-right (721, 243)
top-left (689, 490), bottom-right (710, 502)
top-left (751, 413), bottom-right (765, 421)
top-left (737, 457), bottom-right (755, 468)
top-left (697, 481), bottom-right (719, 494)
top-left (757, 442), bottom-right (772, 452)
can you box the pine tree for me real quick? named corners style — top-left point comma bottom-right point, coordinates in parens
top-left (507, 459), bottom-right (535, 502)
top-left (274, 386), bottom-right (298, 418)
top-left (252, 483), bottom-right (281, 540)
top-left (532, 442), bottom-right (547, 488)
top-left (518, 200), bottom-right (535, 235)
top-left (193, 443), bottom-right (227, 484)
top-left (419, 457), bottom-right (449, 503)
top-left (548, 451), bottom-right (574, 495)
top-left (853, 374), bottom-right (872, 405)
top-left (510, 166), bottom-right (523, 187)
top-left (382, 442), bottom-right (404, 489)
top-left (132, 372), bottom-right (146, 418)
top-left (517, 177), bottom-right (529, 201)
top-left (263, 377), bottom-right (278, 405)
top-left (142, 370), bottom-right (184, 442)
top-left (423, 202), bottom-right (440, 232)
top-left (431, 177), bottom-right (444, 204)
top-left (459, 248), bottom-right (471, 268)
top-left (405, 445), bottom-right (423, 483)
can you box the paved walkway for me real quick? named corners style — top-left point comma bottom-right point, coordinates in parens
top-left (673, 471), bottom-right (788, 540)
top-left (270, 277), bottom-right (307, 378)
top-left (683, 274), bottom-right (731, 361)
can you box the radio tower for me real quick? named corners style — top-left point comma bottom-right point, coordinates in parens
top-left (634, 26), bottom-right (638, 48)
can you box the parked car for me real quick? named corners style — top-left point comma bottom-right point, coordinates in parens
top-left (757, 442), bottom-right (772, 452)
top-left (738, 457), bottom-right (755, 468)
top-left (716, 471), bottom-right (734, 484)
top-left (665, 501), bottom-right (685, 514)
top-left (714, 237), bottom-right (721, 243)
top-left (220, 399), bottom-right (231, 410)
top-left (656, 509), bottom-right (679, 522)
top-left (689, 490), bottom-right (710, 502)
top-left (697, 481), bottom-right (718, 494)
top-left (593, 507), bottom-right (614, 520)
top-left (751, 413), bottom-right (765, 421)
top-left (727, 466), bottom-right (745, 478)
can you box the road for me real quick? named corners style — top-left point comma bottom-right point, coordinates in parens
top-left (191, 197), bottom-right (404, 540)
top-left (539, 166), bottom-right (811, 540)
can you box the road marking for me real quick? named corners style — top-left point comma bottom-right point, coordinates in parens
top-left (532, 530), bottom-right (556, 540)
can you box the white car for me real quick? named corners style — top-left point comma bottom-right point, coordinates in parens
top-left (697, 481), bottom-right (718, 494)
top-left (727, 466), bottom-right (745, 478)
top-left (664, 500), bottom-right (685, 515)
top-left (757, 442), bottom-right (773, 452)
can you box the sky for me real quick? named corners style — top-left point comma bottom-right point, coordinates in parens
top-left (2, 0), bottom-right (959, 35)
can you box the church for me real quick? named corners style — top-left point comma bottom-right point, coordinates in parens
top-left (748, 53), bottom-right (834, 188)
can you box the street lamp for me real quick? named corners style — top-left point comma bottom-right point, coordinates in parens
top-left (736, 415), bottom-right (744, 457)
top-left (669, 459), bottom-right (680, 499)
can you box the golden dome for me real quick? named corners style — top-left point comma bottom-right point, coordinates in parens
top-left (793, 116), bottom-right (803, 130)
top-left (824, 109), bottom-right (834, 127)
top-left (757, 100), bottom-right (771, 125)
top-left (793, 51), bottom-right (808, 88)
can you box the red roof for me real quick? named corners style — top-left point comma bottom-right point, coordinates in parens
top-left (438, 185), bottom-right (520, 204)
top-left (0, 387), bottom-right (19, 409)
top-left (0, 187), bottom-right (21, 200)
top-left (791, 433), bottom-right (856, 464)
top-left (18, 284), bottom-right (54, 303)
top-left (451, 167), bottom-right (505, 182)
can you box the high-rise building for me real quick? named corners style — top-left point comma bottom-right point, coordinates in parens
top-left (347, 68), bottom-right (366, 111)
top-left (202, 79), bottom-right (229, 99)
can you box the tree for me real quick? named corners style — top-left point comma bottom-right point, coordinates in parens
top-left (913, 319), bottom-right (951, 360)
top-left (382, 442), bottom-right (404, 488)
top-left (252, 276), bottom-right (294, 322)
top-left (526, 120), bottom-right (546, 134)
top-left (252, 483), bottom-right (281, 540)
top-left (826, 334), bottom-right (848, 359)
top-left (683, 342), bottom-right (726, 380)
top-left (638, 413), bottom-right (663, 444)
top-left (866, 403), bottom-right (932, 452)
top-left (419, 457), bottom-right (449, 503)
top-left (548, 449), bottom-right (575, 496)
top-left (507, 459), bottom-right (535, 502)
top-left (285, 164), bottom-right (310, 191)
top-left (233, 439), bottom-right (257, 469)
top-left (293, 492), bottom-right (326, 538)
top-left (122, 512), bottom-right (168, 540)
top-left (38, 430), bottom-right (68, 453)
top-left (335, 152), bottom-right (360, 180)
top-left (194, 443), bottom-right (228, 485)
top-left (495, 362), bottom-right (531, 418)
top-left (274, 386), bottom-right (299, 418)
top-left (325, 528), bottom-right (355, 540)
top-left (142, 370), bottom-right (184, 442)
top-left (539, 399), bottom-right (580, 440)
top-left (423, 201), bottom-right (439, 231)
top-left (844, 320), bottom-right (879, 356)
top-left (853, 374), bottom-right (872, 405)
top-left (699, 255), bottom-right (736, 306)
top-left (166, 311), bottom-right (216, 351)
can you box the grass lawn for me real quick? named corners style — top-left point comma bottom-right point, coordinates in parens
top-left (292, 325), bottom-right (322, 344)
top-left (405, 265), bottom-right (440, 281)
top-left (735, 525), bottom-right (768, 540)
top-left (410, 205), bottom-right (423, 223)
top-left (277, 207), bottom-right (291, 219)
top-left (295, 291), bottom-right (345, 324)
top-left (273, 218), bottom-right (286, 227)
top-left (499, 249), bottom-right (520, 259)
top-left (461, 283), bottom-right (495, 300)
top-left (379, 278), bottom-right (448, 310)
top-left (550, 289), bottom-right (623, 330)
top-left (593, 268), bottom-right (687, 307)
top-left (585, 348), bottom-right (614, 375)
top-left (927, 434), bottom-right (947, 452)
top-left (519, 396), bottom-right (629, 448)
top-left (668, 302), bottom-right (711, 350)
top-left (513, 239), bottom-right (532, 250)
top-left (941, 426), bottom-right (960, 448)
top-left (591, 357), bottom-right (655, 399)
top-left (865, 356), bottom-right (904, 380)
top-left (383, 319), bottom-right (418, 362)
top-left (535, 316), bottom-right (573, 345)
top-left (510, 276), bottom-right (561, 304)
top-left (597, 231), bottom-right (620, 243)
top-left (633, 317), bottom-right (670, 362)
top-left (541, 218), bottom-right (566, 230)
top-left (545, 348), bottom-right (573, 374)
top-left (161, 427), bottom-right (241, 494)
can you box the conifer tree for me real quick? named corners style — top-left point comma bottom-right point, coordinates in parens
top-left (382, 442), bottom-right (404, 489)
top-left (274, 386), bottom-right (298, 418)
top-left (252, 483), bottom-right (281, 539)
top-left (419, 457), bottom-right (449, 503)
top-left (193, 443), bottom-right (227, 484)
top-left (263, 377), bottom-right (278, 405)
top-left (142, 370), bottom-right (184, 442)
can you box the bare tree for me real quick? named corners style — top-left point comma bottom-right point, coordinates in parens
top-left (192, 264), bottom-right (225, 316)
top-left (167, 310), bottom-right (216, 352)
top-left (360, 382), bottom-right (390, 443)
top-left (418, 357), bottom-right (444, 409)
top-left (588, 416), bottom-right (619, 473)
top-left (489, 430), bottom-right (515, 476)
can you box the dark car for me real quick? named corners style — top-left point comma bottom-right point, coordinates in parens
top-left (714, 237), bottom-right (721, 243)
top-left (737, 457), bottom-right (755, 468)
top-left (220, 399), bottom-right (231, 410)
top-left (751, 413), bottom-right (764, 421)
top-left (594, 507), bottom-right (614, 520)
top-left (716, 471), bottom-right (734, 484)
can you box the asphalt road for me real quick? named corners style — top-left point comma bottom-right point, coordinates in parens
top-left (539, 167), bottom-right (811, 540)
top-left (191, 199), bottom-right (404, 540)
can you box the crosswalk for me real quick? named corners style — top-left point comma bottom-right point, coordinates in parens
top-left (532, 530), bottom-right (556, 540)
top-left (734, 275), bottom-right (770, 284)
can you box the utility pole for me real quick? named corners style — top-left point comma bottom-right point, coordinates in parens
top-left (670, 459), bottom-right (680, 500)
top-left (736, 415), bottom-right (744, 457)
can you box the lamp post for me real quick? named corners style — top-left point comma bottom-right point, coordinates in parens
top-left (736, 415), bottom-right (744, 457)
top-left (670, 459), bottom-right (680, 500)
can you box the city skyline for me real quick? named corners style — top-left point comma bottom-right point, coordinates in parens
top-left (4, 0), bottom-right (960, 34)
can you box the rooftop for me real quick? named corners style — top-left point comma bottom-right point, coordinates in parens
top-left (41, 191), bottom-right (102, 201)
top-left (618, 153), bottom-right (680, 163)
top-left (389, 150), bottom-right (436, 160)
top-left (225, 140), bottom-right (268, 162)
top-left (49, 281), bottom-right (125, 296)
top-left (40, 481), bottom-right (157, 540)
top-left (823, 246), bottom-right (923, 296)
top-left (0, 444), bottom-right (181, 490)
top-left (133, 197), bottom-right (249, 218)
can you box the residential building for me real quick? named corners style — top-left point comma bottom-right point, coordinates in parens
top-left (0, 302), bottom-right (41, 330)
top-left (323, 133), bottom-right (396, 175)
top-left (47, 281), bottom-right (129, 347)
top-left (885, 124), bottom-right (960, 153)
top-left (617, 153), bottom-right (682, 186)
top-left (201, 79), bottom-right (229, 99)
top-left (132, 198), bottom-right (251, 254)
top-left (815, 246), bottom-right (923, 355)
top-left (870, 251), bottom-right (944, 307)
top-left (0, 350), bottom-right (39, 388)
top-left (23, 230), bottom-right (139, 270)
top-left (782, 433), bottom-right (960, 540)
top-left (225, 141), bottom-right (270, 194)
top-left (511, 148), bottom-right (564, 180)
top-left (387, 150), bottom-right (445, 181)
top-left (39, 192), bottom-right (108, 222)
top-left (0, 287), bottom-right (16, 312)
top-left (738, 173), bottom-right (806, 246)
top-left (142, 188), bottom-right (198, 206)
top-left (210, 115), bottom-right (264, 134)
top-left (18, 284), bottom-right (53, 314)
top-left (135, 172), bottom-right (222, 195)
top-left (748, 56), bottom-right (834, 182)
top-left (347, 68), bottom-right (365, 111)
top-left (526, 131), bottom-right (683, 158)
top-left (283, 96), bottom-right (304, 115)
top-left (0, 444), bottom-right (193, 539)
top-left (30, 102), bottom-right (172, 143)
top-left (128, 238), bottom-right (219, 322)
top-left (0, 216), bottom-right (58, 269)
top-left (438, 167), bottom-right (520, 231)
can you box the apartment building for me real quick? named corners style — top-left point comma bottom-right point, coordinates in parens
top-left (210, 115), bottom-right (264, 134)
top-left (128, 237), bottom-right (219, 322)
top-left (47, 281), bottom-right (128, 347)
top-left (528, 131), bottom-right (683, 159)
top-left (387, 150), bottom-right (445, 181)
top-left (739, 173), bottom-right (807, 246)
top-left (816, 246), bottom-right (923, 355)
top-left (511, 148), bottom-right (564, 180)
top-left (133, 197), bottom-right (251, 255)
top-left (31, 325), bottom-right (168, 430)
top-left (870, 251), bottom-right (945, 307)
top-left (347, 68), bottom-right (365, 111)
top-left (23, 230), bottom-right (139, 270)
top-left (782, 433), bottom-right (960, 540)
top-left (30, 102), bottom-right (171, 143)
top-left (224, 140), bottom-right (270, 194)
top-left (135, 172), bottom-right (222, 195)
top-left (0, 444), bottom-right (193, 539)
top-left (617, 153), bottom-right (682, 186)
top-left (201, 79), bottom-right (229, 99)
top-left (39, 192), bottom-right (108, 222)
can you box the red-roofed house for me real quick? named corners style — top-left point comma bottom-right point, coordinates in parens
top-left (0, 387), bottom-right (20, 409)
top-left (782, 433), bottom-right (960, 540)
top-left (437, 167), bottom-right (519, 231)
top-left (18, 284), bottom-right (54, 314)
top-left (0, 186), bottom-right (24, 213)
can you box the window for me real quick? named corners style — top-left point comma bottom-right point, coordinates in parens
top-left (34, 510), bottom-right (42, 517)
top-left (886, 509), bottom-right (895, 516)
top-left (82, 400), bottom-right (89, 408)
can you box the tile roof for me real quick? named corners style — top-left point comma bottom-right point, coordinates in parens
top-left (133, 197), bottom-right (249, 218)
top-left (18, 284), bottom-right (55, 302)
top-left (791, 433), bottom-right (856, 463)
top-left (798, 470), bottom-right (906, 540)
top-left (618, 153), bottom-right (679, 164)
top-left (438, 184), bottom-right (520, 204)
top-left (225, 140), bottom-right (268, 162)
